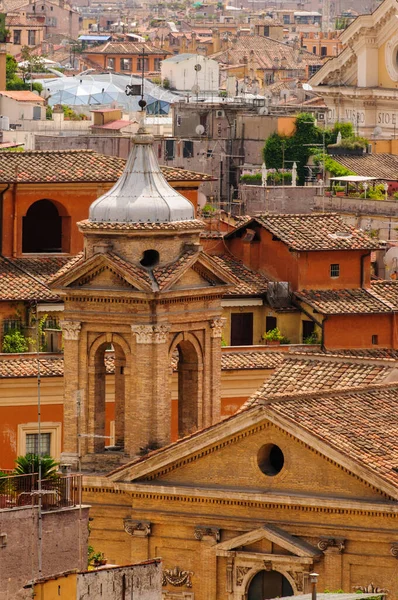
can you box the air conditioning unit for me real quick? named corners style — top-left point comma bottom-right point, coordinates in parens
top-left (216, 109), bottom-right (225, 118)
top-left (316, 112), bottom-right (325, 121)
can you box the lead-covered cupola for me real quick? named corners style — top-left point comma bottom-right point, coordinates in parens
top-left (89, 128), bottom-right (194, 224)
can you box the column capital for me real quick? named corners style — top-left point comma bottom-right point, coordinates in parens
top-left (60, 320), bottom-right (81, 341)
top-left (317, 537), bottom-right (345, 553)
top-left (210, 317), bottom-right (226, 338)
top-left (194, 525), bottom-right (220, 542)
top-left (391, 542), bottom-right (398, 558)
top-left (131, 324), bottom-right (170, 344)
top-left (123, 518), bottom-right (151, 537)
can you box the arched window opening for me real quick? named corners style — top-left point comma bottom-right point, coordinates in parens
top-left (248, 570), bottom-right (293, 600)
top-left (171, 339), bottom-right (202, 441)
top-left (91, 342), bottom-right (126, 454)
top-left (23, 200), bottom-right (65, 253)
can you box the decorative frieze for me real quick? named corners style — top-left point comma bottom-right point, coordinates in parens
top-left (236, 566), bottom-right (251, 587)
top-left (194, 525), bottom-right (220, 542)
top-left (390, 542), bottom-right (398, 558)
top-left (287, 570), bottom-right (304, 593)
top-left (210, 317), bottom-right (225, 338)
top-left (60, 320), bottom-right (81, 341)
top-left (317, 537), bottom-right (345, 553)
top-left (123, 518), bottom-right (151, 537)
top-left (354, 584), bottom-right (389, 594)
top-left (131, 324), bottom-right (170, 344)
top-left (162, 567), bottom-right (193, 588)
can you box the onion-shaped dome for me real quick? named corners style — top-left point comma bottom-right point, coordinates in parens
top-left (89, 130), bottom-right (194, 223)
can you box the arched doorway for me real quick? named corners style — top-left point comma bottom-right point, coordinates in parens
top-left (170, 335), bottom-right (203, 440)
top-left (22, 199), bottom-right (65, 253)
top-left (248, 570), bottom-right (293, 600)
top-left (89, 341), bottom-right (126, 454)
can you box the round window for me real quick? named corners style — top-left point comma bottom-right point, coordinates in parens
top-left (140, 249), bottom-right (159, 268)
top-left (257, 444), bottom-right (284, 476)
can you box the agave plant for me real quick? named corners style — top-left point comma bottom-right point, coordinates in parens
top-left (14, 454), bottom-right (59, 480)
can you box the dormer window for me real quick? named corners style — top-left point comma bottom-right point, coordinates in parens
top-left (330, 263), bottom-right (340, 278)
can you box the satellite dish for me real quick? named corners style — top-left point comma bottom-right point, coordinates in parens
top-left (258, 106), bottom-right (269, 115)
top-left (302, 83), bottom-right (313, 91)
top-left (195, 124), bottom-right (205, 135)
top-left (383, 247), bottom-right (398, 269)
top-left (373, 126), bottom-right (383, 137)
top-left (191, 84), bottom-right (200, 95)
top-left (194, 63), bottom-right (202, 71)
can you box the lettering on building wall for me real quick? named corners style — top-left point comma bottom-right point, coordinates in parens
top-left (377, 111), bottom-right (398, 125)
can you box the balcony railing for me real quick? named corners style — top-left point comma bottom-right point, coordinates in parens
top-left (0, 473), bottom-right (81, 511)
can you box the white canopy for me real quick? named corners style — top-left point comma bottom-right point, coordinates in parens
top-left (329, 176), bottom-right (377, 182)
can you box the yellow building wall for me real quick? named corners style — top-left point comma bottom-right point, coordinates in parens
top-left (222, 305), bottom-right (302, 345)
top-left (35, 573), bottom-right (77, 599)
top-left (377, 41), bottom-right (398, 88)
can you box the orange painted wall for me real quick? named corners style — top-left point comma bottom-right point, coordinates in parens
top-left (226, 228), bottom-right (370, 290)
top-left (2, 183), bottom-right (199, 258)
top-left (324, 313), bottom-right (393, 349)
top-left (0, 404), bottom-right (63, 469)
top-left (84, 53), bottom-right (167, 73)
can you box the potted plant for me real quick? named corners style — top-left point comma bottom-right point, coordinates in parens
top-left (262, 327), bottom-right (284, 345)
top-left (333, 185), bottom-right (346, 197)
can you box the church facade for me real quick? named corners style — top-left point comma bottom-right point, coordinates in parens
top-left (53, 122), bottom-right (398, 599)
top-left (310, 0), bottom-right (398, 138)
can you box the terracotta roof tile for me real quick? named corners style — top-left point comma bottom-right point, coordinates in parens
top-left (250, 213), bottom-right (380, 251)
top-left (268, 384), bottom-right (398, 490)
top-left (369, 280), bottom-right (398, 310)
top-left (295, 288), bottom-right (391, 314)
top-left (211, 35), bottom-right (321, 70)
top-left (84, 41), bottom-right (170, 55)
top-left (0, 256), bottom-right (60, 301)
top-left (153, 250), bottom-right (197, 290)
top-left (0, 91), bottom-right (45, 103)
top-left (10, 256), bottom-right (72, 284)
top-left (331, 153), bottom-right (398, 181)
top-left (0, 348), bottom-right (282, 378)
top-left (0, 150), bottom-right (212, 184)
top-left (211, 254), bottom-right (269, 296)
top-left (243, 354), bottom-right (396, 409)
top-left (78, 219), bottom-right (205, 231)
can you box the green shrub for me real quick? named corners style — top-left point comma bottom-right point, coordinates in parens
top-left (262, 327), bottom-right (284, 342)
top-left (304, 332), bottom-right (319, 344)
top-left (14, 454), bottom-right (59, 479)
top-left (2, 330), bottom-right (29, 353)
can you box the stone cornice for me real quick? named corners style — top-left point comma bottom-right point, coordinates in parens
top-left (82, 480), bottom-right (398, 515)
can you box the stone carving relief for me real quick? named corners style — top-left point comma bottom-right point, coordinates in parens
top-left (132, 324), bottom-right (170, 344)
top-left (235, 566), bottom-right (251, 587)
top-left (390, 542), bottom-right (398, 558)
top-left (60, 320), bottom-right (81, 341)
top-left (354, 584), bottom-right (389, 594)
top-left (317, 537), bottom-right (345, 553)
top-left (162, 567), bottom-right (194, 588)
top-left (287, 570), bottom-right (304, 593)
top-left (210, 317), bottom-right (226, 338)
top-left (123, 518), bottom-right (151, 537)
top-left (385, 34), bottom-right (398, 82)
top-left (194, 525), bottom-right (220, 542)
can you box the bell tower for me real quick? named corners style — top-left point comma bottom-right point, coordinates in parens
top-left (51, 129), bottom-right (233, 469)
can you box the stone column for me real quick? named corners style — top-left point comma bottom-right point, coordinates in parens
top-left (60, 320), bottom-right (81, 467)
top-left (318, 538), bottom-right (345, 591)
top-left (209, 317), bottom-right (224, 426)
top-left (153, 325), bottom-right (171, 447)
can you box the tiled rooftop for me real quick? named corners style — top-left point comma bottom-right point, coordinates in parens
top-left (211, 254), bottom-right (269, 296)
top-left (78, 219), bottom-right (205, 232)
top-left (0, 349), bottom-right (283, 378)
top-left (10, 256), bottom-right (71, 284)
top-left (85, 41), bottom-right (170, 55)
top-left (369, 280), bottom-right (398, 310)
top-left (332, 153), bottom-right (398, 181)
top-left (0, 150), bottom-right (213, 184)
top-left (243, 354), bottom-right (396, 409)
top-left (0, 256), bottom-right (60, 302)
top-left (295, 288), bottom-right (392, 314)
top-left (250, 214), bottom-right (380, 251)
top-left (0, 91), bottom-right (45, 103)
top-left (211, 35), bottom-right (321, 70)
top-left (268, 383), bottom-right (398, 490)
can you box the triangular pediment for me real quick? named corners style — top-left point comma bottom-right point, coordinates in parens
top-left (50, 252), bottom-right (152, 293)
top-left (155, 251), bottom-right (236, 293)
top-left (108, 394), bottom-right (398, 503)
top-left (216, 524), bottom-right (321, 559)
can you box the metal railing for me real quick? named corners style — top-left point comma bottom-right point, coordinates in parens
top-left (0, 473), bottom-right (81, 511)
